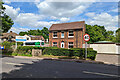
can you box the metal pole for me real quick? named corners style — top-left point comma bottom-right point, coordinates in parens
top-left (85, 42), bottom-right (87, 60)
top-left (15, 42), bottom-right (17, 49)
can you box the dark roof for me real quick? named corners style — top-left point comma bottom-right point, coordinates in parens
top-left (49, 21), bottom-right (85, 31)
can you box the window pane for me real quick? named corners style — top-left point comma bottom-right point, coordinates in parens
top-left (61, 32), bottom-right (64, 37)
top-left (69, 42), bottom-right (73, 44)
top-left (69, 31), bottom-right (73, 33)
top-left (69, 34), bottom-right (74, 36)
top-left (69, 31), bottom-right (74, 36)
top-left (69, 45), bottom-right (73, 48)
top-left (53, 32), bottom-right (57, 37)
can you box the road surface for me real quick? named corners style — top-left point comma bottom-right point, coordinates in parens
top-left (1, 56), bottom-right (120, 78)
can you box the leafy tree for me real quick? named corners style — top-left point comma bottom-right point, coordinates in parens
top-left (19, 27), bottom-right (49, 40)
top-left (0, 2), bottom-right (14, 33)
top-left (41, 27), bottom-right (49, 40)
top-left (86, 24), bottom-right (115, 43)
top-left (19, 32), bottom-right (28, 36)
top-left (115, 28), bottom-right (120, 43)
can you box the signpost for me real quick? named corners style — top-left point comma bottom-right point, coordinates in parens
top-left (15, 36), bottom-right (27, 49)
top-left (83, 34), bottom-right (90, 60)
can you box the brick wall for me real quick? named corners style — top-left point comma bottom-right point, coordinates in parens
top-left (49, 29), bottom-right (85, 48)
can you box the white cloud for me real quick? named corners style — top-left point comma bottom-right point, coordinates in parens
top-left (4, 0), bottom-right (11, 4)
top-left (85, 12), bottom-right (95, 17)
top-left (111, 8), bottom-right (118, 12)
top-left (3, 5), bottom-right (20, 20)
top-left (15, 13), bottom-right (45, 27)
top-left (36, 1), bottom-right (93, 18)
top-left (60, 17), bottom-right (70, 22)
top-left (9, 27), bottom-right (30, 34)
top-left (86, 12), bottom-right (118, 31)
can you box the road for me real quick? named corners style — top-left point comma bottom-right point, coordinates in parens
top-left (1, 56), bottom-right (120, 78)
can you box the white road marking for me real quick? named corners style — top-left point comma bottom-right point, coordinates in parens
top-left (83, 71), bottom-right (120, 77)
top-left (5, 62), bottom-right (24, 66)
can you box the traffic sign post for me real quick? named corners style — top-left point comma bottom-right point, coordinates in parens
top-left (83, 34), bottom-right (90, 60)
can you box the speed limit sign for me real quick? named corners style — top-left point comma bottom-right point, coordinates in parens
top-left (83, 34), bottom-right (90, 42)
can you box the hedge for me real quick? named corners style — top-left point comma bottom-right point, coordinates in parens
top-left (43, 47), bottom-right (97, 60)
top-left (16, 46), bottom-right (97, 60)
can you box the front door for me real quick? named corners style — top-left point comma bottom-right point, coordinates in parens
top-left (61, 42), bottom-right (64, 48)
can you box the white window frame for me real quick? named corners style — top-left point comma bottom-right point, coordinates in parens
top-left (68, 30), bottom-right (74, 38)
top-left (53, 31), bottom-right (58, 38)
top-left (61, 31), bottom-right (64, 38)
top-left (53, 42), bottom-right (57, 47)
top-left (68, 42), bottom-right (74, 48)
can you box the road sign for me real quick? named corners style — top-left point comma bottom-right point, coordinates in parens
top-left (0, 46), bottom-right (5, 49)
top-left (83, 34), bottom-right (90, 42)
top-left (83, 34), bottom-right (90, 60)
top-left (16, 36), bottom-right (27, 42)
top-left (35, 42), bottom-right (40, 47)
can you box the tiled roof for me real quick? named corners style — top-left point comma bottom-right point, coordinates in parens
top-left (1, 32), bottom-right (19, 38)
top-left (49, 21), bottom-right (85, 31)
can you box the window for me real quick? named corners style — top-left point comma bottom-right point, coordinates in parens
top-left (53, 32), bottom-right (57, 38)
top-left (61, 32), bottom-right (64, 38)
top-left (68, 42), bottom-right (73, 48)
top-left (53, 42), bottom-right (57, 47)
top-left (68, 31), bottom-right (74, 37)
top-left (25, 42), bottom-right (35, 45)
top-left (27, 38), bottom-right (29, 40)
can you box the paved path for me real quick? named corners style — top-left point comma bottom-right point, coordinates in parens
top-left (1, 56), bottom-right (120, 78)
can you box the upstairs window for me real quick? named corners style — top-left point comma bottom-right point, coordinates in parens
top-left (68, 42), bottom-right (73, 48)
top-left (61, 32), bottom-right (64, 38)
top-left (53, 32), bottom-right (57, 38)
top-left (68, 31), bottom-right (74, 37)
top-left (53, 42), bottom-right (57, 47)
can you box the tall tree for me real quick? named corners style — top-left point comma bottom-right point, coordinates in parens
top-left (116, 28), bottom-right (120, 43)
top-left (41, 27), bottom-right (49, 40)
top-left (0, 2), bottom-right (14, 33)
top-left (19, 31), bottom-right (28, 36)
top-left (19, 27), bottom-right (49, 40)
top-left (85, 24), bottom-right (115, 43)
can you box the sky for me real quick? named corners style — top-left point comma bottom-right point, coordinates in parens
top-left (2, 0), bottom-right (119, 34)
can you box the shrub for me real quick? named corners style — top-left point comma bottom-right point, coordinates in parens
top-left (16, 46), bottom-right (48, 54)
top-left (1, 41), bottom-right (13, 54)
top-left (16, 46), bottom-right (97, 60)
top-left (43, 48), bottom-right (97, 60)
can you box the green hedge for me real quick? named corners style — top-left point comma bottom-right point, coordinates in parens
top-left (16, 46), bottom-right (97, 60)
top-left (43, 47), bottom-right (97, 60)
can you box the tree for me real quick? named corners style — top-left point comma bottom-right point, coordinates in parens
top-left (115, 28), bottom-right (120, 43)
top-left (0, 2), bottom-right (14, 33)
top-left (19, 31), bottom-right (28, 36)
top-left (85, 24), bottom-right (115, 43)
top-left (41, 27), bottom-right (49, 40)
top-left (19, 27), bottom-right (49, 40)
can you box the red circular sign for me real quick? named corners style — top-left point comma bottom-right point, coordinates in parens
top-left (83, 34), bottom-right (90, 42)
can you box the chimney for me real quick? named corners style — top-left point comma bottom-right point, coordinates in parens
top-left (10, 31), bottom-right (12, 33)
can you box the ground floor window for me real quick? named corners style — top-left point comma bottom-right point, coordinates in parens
top-left (53, 42), bottom-right (57, 47)
top-left (68, 42), bottom-right (73, 48)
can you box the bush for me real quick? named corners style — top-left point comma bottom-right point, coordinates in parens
top-left (16, 46), bottom-right (48, 54)
top-left (1, 41), bottom-right (13, 54)
top-left (43, 47), bottom-right (97, 60)
top-left (16, 46), bottom-right (97, 60)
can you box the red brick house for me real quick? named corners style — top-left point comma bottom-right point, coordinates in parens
top-left (49, 21), bottom-right (85, 48)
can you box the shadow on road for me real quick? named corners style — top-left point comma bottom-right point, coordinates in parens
top-left (1, 58), bottom-right (120, 78)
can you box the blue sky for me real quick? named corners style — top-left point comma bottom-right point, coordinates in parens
top-left (3, 0), bottom-right (119, 33)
